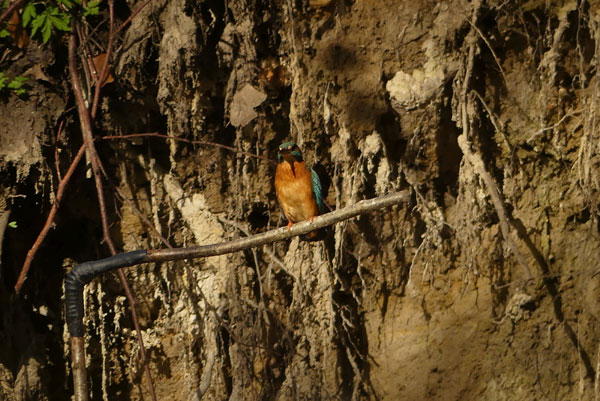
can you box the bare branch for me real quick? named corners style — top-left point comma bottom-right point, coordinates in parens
top-left (90, 0), bottom-right (114, 119)
top-left (70, 337), bottom-right (88, 401)
top-left (14, 143), bottom-right (87, 294)
top-left (457, 10), bottom-right (533, 281)
top-left (146, 191), bottom-right (410, 262)
top-left (103, 133), bottom-right (275, 163)
top-left (0, 0), bottom-right (25, 27)
top-left (68, 28), bottom-right (158, 401)
top-left (114, 0), bottom-right (153, 36)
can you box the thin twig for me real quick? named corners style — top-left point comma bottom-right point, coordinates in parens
top-left (77, 19), bottom-right (107, 52)
top-left (467, 18), bottom-right (508, 87)
top-left (113, 186), bottom-right (171, 248)
top-left (458, 134), bottom-right (533, 280)
top-left (114, 0), bottom-right (153, 36)
top-left (457, 6), bottom-right (533, 281)
top-left (75, 22), bottom-right (94, 103)
top-left (90, 0), bottom-right (114, 119)
top-left (54, 119), bottom-right (67, 181)
top-left (472, 90), bottom-right (513, 152)
top-left (113, 170), bottom-right (226, 396)
top-left (103, 133), bottom-right (276, 163)
top-left (0, 0), bottom-right (25, 27)
top-left (68, 29), bottom-right (158, 401)
top-left (14, 144), bottom-right (87, 294)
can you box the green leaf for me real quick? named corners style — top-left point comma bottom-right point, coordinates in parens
top-left (8, 221), bottom-right (17, 228)
top-left (30, 14), bottom-right (45, 38)
top-left (48, 6), bottom-right (59, 15)
top-left (49, 15), bottom-right (70, 32)
top-left (49, 14), bottom-right (70, 32)
top-left (0, 73), bottom-right (8, 90)
top-left (31, 15), bottom-right (45, 28)
top-left (22, 3), bottom-right (37, 27)
top-left (83, 0), bottom-right (100, 16)
top-left (58, 0), bottom-right (73, 8)
top-left (8, 76), bottom-right (28, 89)
top-left (0, 28), bottom-right (9, 38)
top-left (41, 17), bottom-right (52, 43)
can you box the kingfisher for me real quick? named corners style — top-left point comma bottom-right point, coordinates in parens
top-left (275, 141), bottom-right (325, 239)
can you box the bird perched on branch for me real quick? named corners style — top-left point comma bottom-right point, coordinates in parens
top-left (275, 141), bottom-right (325, 240)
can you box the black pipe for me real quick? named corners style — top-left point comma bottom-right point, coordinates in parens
top-left (64, 250), bottom-right (148, 337)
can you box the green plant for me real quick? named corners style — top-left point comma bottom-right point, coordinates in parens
top-left (8, 221), bottom-right (17, 228)
top-left (22, 1), bottom-right (71, 43)
top-left (77, 0), bottom-right (100, 17)
top-left (0, 72), bottom-right (28, 95)
top-left (0, 0), bottom-right (102, 44)
top-left (0, 0), bottom-right (14, 38)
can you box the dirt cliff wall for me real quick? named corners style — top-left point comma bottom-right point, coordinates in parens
top-left (1, 0), bottom-right (600, 400)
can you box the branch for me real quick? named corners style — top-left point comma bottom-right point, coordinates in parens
top-left (14, 143), bottom-right (87, 294)
top-left (148, 191), bottom-right (410, 261)
top-left (457, 134), bottom-right (533, 280)
top-left (114, 0), bottom-right (152, 36)
top-left (102, 133), bottom-right (275, 163)
top-left (0, 0), bottom-right (25, 27)
top-left (68, 29), bottom-right (158, 401)
top-left (90, 0), bottom-right (114, 119)
top-left (65, 191), bottom-right (410, 397)
top-left (457, 10), bottom-right (533, 281)
top-left (65, 190), bottom-right (410, 335)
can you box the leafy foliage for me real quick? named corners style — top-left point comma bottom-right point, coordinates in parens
top-left (0, 0), bottom-right (104, 98)
top-left (79, 0), bottom-right (100, 17)
top-left (22, 2), bottom-right (71, 43)
top-left (0, 0), bottom-right (102, 44)
top-left (0, 72), bottom-right (28, 95)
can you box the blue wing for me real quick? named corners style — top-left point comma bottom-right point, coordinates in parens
top-left (310, 167), bottom-right (326, 213)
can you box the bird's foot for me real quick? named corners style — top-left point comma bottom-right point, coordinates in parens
top-left (286, 221), bottom-right (293, 231)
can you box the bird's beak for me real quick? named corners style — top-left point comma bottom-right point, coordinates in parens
top-left (280, 150), bottom-right (296, 164)
top-left (279, 149), bottom-right (297, 176)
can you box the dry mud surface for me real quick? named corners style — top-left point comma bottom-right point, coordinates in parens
top-left (1, 0), bottom-right (600, 400)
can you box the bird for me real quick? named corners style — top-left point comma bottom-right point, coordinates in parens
top-left (274, 141), bottom-right (325, 239)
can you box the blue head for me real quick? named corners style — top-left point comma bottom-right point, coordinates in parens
top-left (277, 142), bottom-right (303, 163)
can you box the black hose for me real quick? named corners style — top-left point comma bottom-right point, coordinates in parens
top-left (64, 250), bottom-right (148, 337)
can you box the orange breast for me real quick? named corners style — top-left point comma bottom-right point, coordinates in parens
top-left (275, 161), bottom-right (319, 223)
